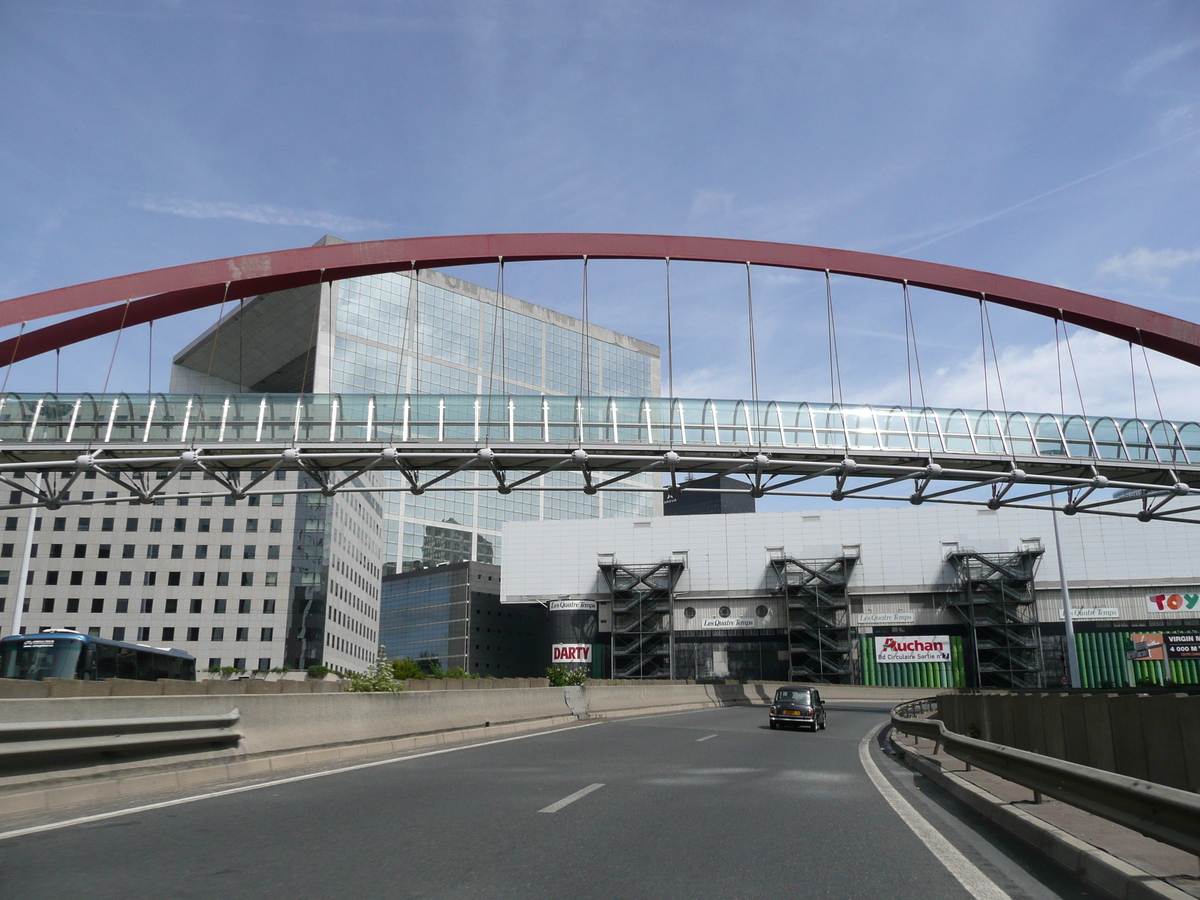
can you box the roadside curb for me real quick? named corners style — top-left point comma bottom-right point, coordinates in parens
top-left (888, 732), bottom-right (1195, 900)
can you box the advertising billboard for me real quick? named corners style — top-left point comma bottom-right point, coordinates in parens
top-left (1164, 633), bottom-right (1200, 659)
top-left (551, 643), bottom-right (591, 664)
top-left (1126, 633), bottom-right (1165, 661)
top-left (1146, 593), bottom-right (1200, 613)
top-left (875, 635), bottom-right (952, 663)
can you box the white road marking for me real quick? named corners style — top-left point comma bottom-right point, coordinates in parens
top-left (537, 782), bottom-right (604, 813)
top-left (695, 734), bottom-right (718, 742)
top-left (858, 723), bottom-right (1011, 900)
top-left (0, 722), bottom-right (601, 842)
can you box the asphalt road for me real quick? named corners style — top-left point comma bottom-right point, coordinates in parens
top-left (0, 703), bottom-right (1098, 900)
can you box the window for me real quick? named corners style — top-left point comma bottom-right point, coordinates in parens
top-left (88, 626), bottom-right (101, 637)
top-left (137, 627), bottom-right (150, 641)
top-left (53, 517), bottom-right (66, 532)
top-left (190, 598), bottom-right (202, 614)
top-left (171, 545), bottom-right (184, 559)
top-left (143, 572), bottom-right (156, 586)
top-left (198, 518), bottom-right (210, 533)
top-left (243, 546), bottom-right (256, 559)
top-left (78, 518), bottom-right (90, 532)
top-left (146, 544), bottom-right (160, 559)
top-left (265, 572), bottom-right (278, 587)
top-left (0, 571), bottom-right (8, 585)
top-left (219, 545), bottom-right (232, 559)
top-left (200, 497), bottom-right (212, 507)
top-left (208, 657), bottom-right (221, 667)
top-left (7, 491), bottom-right (18, 504)
top-left (165, 598), bottom-right (178, 614)
top-left (0, 543), bottom-right (10, 558)
top-left (216, 572), bottom-right (229, 586)
top-left (222, 519), bottom-right (234, 533)
top-left (177, 497), bottom-right (189, 507)
top-left (118, 571), bottom-right (132, 586)
top-left (101, 518), bottom-right (114, 532)
top-left (66, 598), bottom-right (79, 613)
top-left (187, 627), bottom-right (200, 641)
top-left (140, 599), bottom-right (153, 614)
top-left (195, 545), bottom-right (208, 559)
top-left (246, 519), bottom-right (258, 533)
top-left (125, 518), bottom-right (138, 532)
top-left (5, 517), bottom-right (17, 531)
top-left (233, 658), bottom-right (246, 671)
top-left (173, 518), bottom-right (186, 533)
top-left (149, 518), bottom-right (163, 532)
top-left (115, 599), bottom-right (129, 614)
top-left (162, 627), bottom-right (175, 642)
top-left (235, 628), bottom-right (249, 642)
top-left (272, 495), bottom-right (285, 507)
top-left (49, 544), bottom-right (62, 558)
top-left (211, 627), bottom-right (224, 641)
top-left (91, 598), bottom-right (104, 613)
top-left (122, 545), bottom-right (135, 558)
top-left (214, 598), bottom-right (227, 614)
top-left (262, 599), bottom-right (276, 614)
top-left (73, 544), bottom-right (86, 558)
top-left (192, 572), bottom-right (205, 586)
top-left (241, 573), bottom-right (254, 587)
top-left (69, 571), bottom-right (83, 585)
top-left (269, 518), bottom-right (283, 533)
top-left (248, 496), bottom-right (260, 507)
top-left (112, 627), bottom-right (126, 641)
top-left (225, 496), bottom-right (237, 507)
top-left (267, 545), bottom-right (280, 560)
top-left (45, 571), bottom-right (59, 585)
top-left (97, 544), bottom-right (111, 559)
top-left (238, 598), bottom-right (252, 614)
top-left (41, 598), bottom-right (54, 613)
top-left (258, 657), bottom-right (272, 670)
top-left (167, 572), bottom-right (181, 586)
top-left (275, 471), bottom-right (287, 481)
top-left (260, 627), bottom-right (274, 641)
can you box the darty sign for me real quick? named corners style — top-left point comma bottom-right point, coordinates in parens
top-left (1147, 593), bottom-right (1200, 613)
top-left (551, 643), bottom-right (591, 664)
top-left (875, 635), bottom-right (952, 663)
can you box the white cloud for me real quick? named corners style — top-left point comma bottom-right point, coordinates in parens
top-left (1122, 40), bottom-right (1200, 90)
top-left (1097, 246), bottom-right (1200, 287)
top-left (137, 197), bottom-right (388, 233)
top-left (880, 330), bottom-right (1200, 422)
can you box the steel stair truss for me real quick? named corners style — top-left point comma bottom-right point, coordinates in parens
top-left (944, 545), bottom-right (1045, 688)
top-left (769, 552), bottom-right (858, 684)
top-left (598, 557), bottom-right (686, 680)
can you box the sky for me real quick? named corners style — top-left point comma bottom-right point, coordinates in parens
top-left (1, 1), bottom-right (1199, 434)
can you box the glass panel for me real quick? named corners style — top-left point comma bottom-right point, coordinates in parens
top-left (1061, 416), bottom-right (1095, 458)
top-left (811, 404), bottom-right (846, 449)
top-left (1121, 420), bottom-right (1155, 461)
top-left (909, 408), bottom-right (942, 453)
top-left (616, 398), bottom-right (652, 445)
top-left (407, 395), bottom-right (441, 441)
top-left (295, 395), bottom-right (335, 443)
top-left (580, 397), bottom-right (613, 443)
top-left (843, 407), bottom-right (880, 450)
top-left (1089, 417), bottom-right (1125, 460)
top-left (759, 402), bottom-right (784, 447)
top-left (785, 403), bottom-right (817, 448)
top-left (373, 396), bottom-right (405, 443)
top-left (29, 394), bottom-right (76, 443)
top-left (545, 396), bottom-right (579, 443)
top-left (442, 395), bottom-right (476, 442)
top-left (1178, 423), bottom-right (1200, 463)
top-left (1148, 421), bottom-right (1184, 466)
top-left (1034, 414), bottom-right (1066, 456)
top-left (1004, 413), bottom-right (1035, 456)
top-left (512, 396), bottom-right (545, 443)
top-left (714, 401), bottom-right (748, 445)
top-left (877, 407), bottom-right (913, 451)
top-left (336, 395), bottom-right (372, 442)
top-left (971, 411), bottom-right (1006, 454)
top-left (939, 410), bottom-right (974, 453)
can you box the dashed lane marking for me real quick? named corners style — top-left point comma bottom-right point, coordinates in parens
top-left (696, 734), bottom-right (718, 742)
top-left (538, 783), bottom-right (605, 813)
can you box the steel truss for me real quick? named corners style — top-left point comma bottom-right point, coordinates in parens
top-left (598, 557), bottom-right (686, 680)
top-left (769, 551), bottom-right (859, 684)
top-left (945, 545), bottom-right (1046, 689)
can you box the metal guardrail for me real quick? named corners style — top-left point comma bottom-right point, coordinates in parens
top-left (890, 699), bottom-right (1200, 857)
top-left (0, 710), bottom-right (241, 767)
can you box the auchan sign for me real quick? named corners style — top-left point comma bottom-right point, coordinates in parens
top-left (876, 635), bottom-right (952, 663)
top-left (552, 643), bottom-right (591, 664)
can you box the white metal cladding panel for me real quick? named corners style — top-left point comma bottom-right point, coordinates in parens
top-left (1035, 586), bottom-right (1200, 622)
top-left (503, 506), bottom-right (1200, 601)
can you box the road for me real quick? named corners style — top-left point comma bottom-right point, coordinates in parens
top-left (0, 703), bottom-right (1097, 900)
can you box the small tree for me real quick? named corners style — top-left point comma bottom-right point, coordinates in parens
top-left (391, 658), bottom-right (425, 680)
top-left (345, 647), bottom-right (403, 692)
top-left (307, 664), bottom-right (331, 679)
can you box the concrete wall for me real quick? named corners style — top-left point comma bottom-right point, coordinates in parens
top-left (936, 692), bottom-right (1200, 793)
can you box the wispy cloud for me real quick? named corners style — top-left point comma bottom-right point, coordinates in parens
top-left (1098, 246), bottom-right (1200, 288)
top-left (137, 197), bottom-right (388, 233)
top-left (1122, 40), bottom-right (1200, 90)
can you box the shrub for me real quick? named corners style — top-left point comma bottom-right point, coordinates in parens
top-left (546, 664), bottom-right (588, 687)
top-left (391, 658), bottom-right (425, 680)
top-left (345, 648), bottom-right (402, 692)
top-left (307, 664), bottom-right (331, 679)
top-left (270, 666), bottom-right (291, 675)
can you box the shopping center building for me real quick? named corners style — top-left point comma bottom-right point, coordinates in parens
top-left (502, 505), bottom-right (1200, 687)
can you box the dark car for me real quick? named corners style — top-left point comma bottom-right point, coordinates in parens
top-left (768, 686), bottom-right (826, 731)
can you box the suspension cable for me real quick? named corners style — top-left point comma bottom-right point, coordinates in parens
top-left (580, 256), bottom-right (591, 396)
top-left (485, 257), bottom-right (508, 440)
top-left (298, 271), bottom-right (323, 397)
top-left (982, 298), bottom-right (1009, 415)
top-left (203, 282), bottom-right (231, 396)
top-left (101, 300), bottom-right (132, 398)
top-left (825, 270), bottom-right (844, 407)
top-left (1129, 340), bottom-right (1139, 421)
top-left (903, 281), bottom-right (927, 409)
top-left (745, 262), bottom-right (761, 448)
top-left (148, 319), bottom-right (154, 394)
top-left (238, 297), bottom-right (245, 389)
top-left (665, 257), bottom-right (675, 446)
top-left (1, 321), bottom-right (26, 396)
top-left (978, 298), bottom-right (990, 410)
top-left (1055, 314), bottom-right (1065, 417)
top-left (1060, 318), bottom-right (1088, 418)
top-left (55, 347), bottom-right (60, 395)
top-left (1137, 329), bottom-right (1167, 424)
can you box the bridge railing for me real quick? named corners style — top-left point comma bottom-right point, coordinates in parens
top-left (890, 699), bottom-right (1200, 857)
top-left (1, 392), bottom-right (1198, 465)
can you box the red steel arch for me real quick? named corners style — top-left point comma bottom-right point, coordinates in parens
top-left (2, 233), bottom-right (1200, 367)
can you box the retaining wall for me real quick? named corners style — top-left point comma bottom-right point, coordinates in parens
top-left (936, 692), bottom-right (1200, 793)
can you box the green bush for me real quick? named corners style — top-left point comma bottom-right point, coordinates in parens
top-left (391, 658), bottom-right (425, 680)
top-left (425, 660), bottom-right (444, 680)
top-left (546, 664), bottom-right (588, 687)
top-left (345, 648), bottom-right (402, 693)
top-left (307, 664), bottom-right (331, 679)
top-left (270, 666), bottom-right (291, 675)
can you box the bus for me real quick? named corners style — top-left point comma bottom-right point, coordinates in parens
top-left (0, 631), bottom-right (196, 682)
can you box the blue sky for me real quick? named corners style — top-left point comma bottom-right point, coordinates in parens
top-left (1, 1), bottom-right (1199, 427)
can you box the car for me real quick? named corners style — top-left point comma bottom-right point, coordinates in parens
top-left (768, 686), bottom-right (826, 731)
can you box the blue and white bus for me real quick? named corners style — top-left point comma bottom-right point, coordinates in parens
top-left (0, 631), bottom-right (196, 682)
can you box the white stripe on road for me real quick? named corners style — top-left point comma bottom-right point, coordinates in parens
top-left (695, 734), bottom-right (718, 742)
top-left (537, 783), bottom-right (605, 813)
top-left (858, 724), bottom-right (1011, 900)
top-left (0, 722), bottom-right (601, 842)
